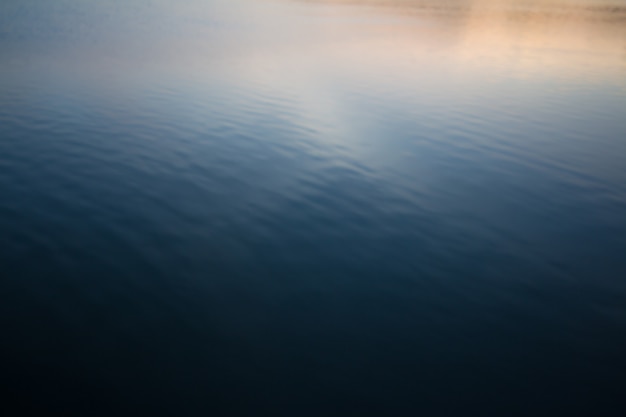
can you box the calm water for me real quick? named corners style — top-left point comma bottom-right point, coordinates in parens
top-left (1, 0), bottom-right (626, 415)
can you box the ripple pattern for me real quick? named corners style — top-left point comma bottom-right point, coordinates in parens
top-left (1, 0), bottom-right (626, 416)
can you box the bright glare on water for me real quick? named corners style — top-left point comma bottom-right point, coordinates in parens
top-left (1, 1), bottom-right (625, 416)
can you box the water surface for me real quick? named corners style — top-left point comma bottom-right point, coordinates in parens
top-left (1, 0), bottom-right (626, 415)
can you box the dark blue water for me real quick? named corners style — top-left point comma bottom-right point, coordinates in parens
top-left (1, 0), bottom-right (626, 415)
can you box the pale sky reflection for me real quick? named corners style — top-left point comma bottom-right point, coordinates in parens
top-left (9, 0), bottom-right (622, 89)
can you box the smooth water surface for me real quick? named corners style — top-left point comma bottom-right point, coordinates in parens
top-left (1, 0), bottom-right (626, 415)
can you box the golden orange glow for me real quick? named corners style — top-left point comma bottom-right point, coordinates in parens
top-left (281, 0), bottom-right (626, 81)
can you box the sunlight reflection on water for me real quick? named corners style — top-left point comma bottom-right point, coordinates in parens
top-left (1, 1), bottom-right (625, 415)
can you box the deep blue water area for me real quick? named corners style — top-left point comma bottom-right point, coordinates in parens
top-left (1, 1), bottom-right (626, 415)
